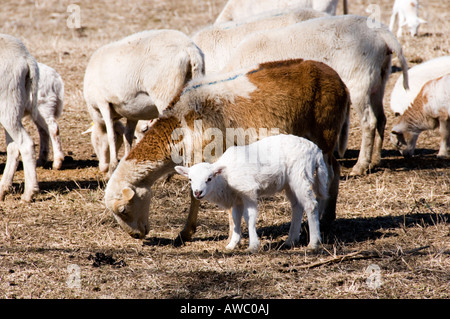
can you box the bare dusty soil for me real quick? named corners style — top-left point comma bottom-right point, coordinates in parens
top-left (0, 0), bottom-right (448, 299)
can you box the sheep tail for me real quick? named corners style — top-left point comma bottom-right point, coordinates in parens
top-left (186, 44), bottom-right (205, 79)
top-left (26, 55), bottom-right (39, 117)
top-left (314, 149), bottom-right (329, 200)
top-left (377, 26), bottom-right (409, 90)
top-left (337, 87), bottom-right (351, 158)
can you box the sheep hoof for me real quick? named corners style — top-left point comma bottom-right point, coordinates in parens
top-left (350, 164), bottom-right (367, 176)
top-left (306, 243), bottom-right (321, 253)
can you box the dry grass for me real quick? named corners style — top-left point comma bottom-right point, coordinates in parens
top-left (0, 0), bottom-right (449, 299)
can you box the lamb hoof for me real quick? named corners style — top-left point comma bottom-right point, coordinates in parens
top-left (52, 158), bottom-right (64, 170)
top-left (306, 243), bottom-right (321, 253)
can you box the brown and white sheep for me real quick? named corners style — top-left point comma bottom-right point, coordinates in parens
top-left (223, 15), bottom-right (409, 176)
top-left (104, 59), bottom-right (350, 241)
top-left (391, 74), bottom-right (450, 158)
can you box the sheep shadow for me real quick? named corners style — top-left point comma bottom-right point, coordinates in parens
top-left (259, 211), bottom-right (448, 248)
top-left (339, 148), bottom-right (450, 174)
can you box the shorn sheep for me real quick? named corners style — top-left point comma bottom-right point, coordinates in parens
top-left (192, 8), bottom-right (329, 73)
top-left (215, 0), bottom-right (347, 24)
top-left (0, 34), bottom-right (39, 202)
top-left (83, 30), bottom-right (205, 174)
top-left (31, 62), bottom-right (64, 170)
top-left (389, 0), bottom-right (426, 38)
top-left (224, 15), bottom-right (409, 176)
top-left (104, 59), bottom-right (350, 241)
top-left (391, 74), bottom-right (450, 159)
top-left (390, 56), bottom-right (450, 116)
top-left (175, 134), bottom-right (328, 253)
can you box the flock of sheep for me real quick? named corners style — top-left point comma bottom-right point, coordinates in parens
top-left (0, 0), bottom-right (448, 253)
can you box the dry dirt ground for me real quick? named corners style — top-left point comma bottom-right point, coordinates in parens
top-left (0, 0), bottom-right (449, 299)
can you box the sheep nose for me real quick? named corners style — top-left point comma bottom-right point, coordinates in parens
top-left (194, 190), bottom-right (202, 198)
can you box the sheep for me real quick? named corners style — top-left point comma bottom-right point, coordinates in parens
top-left (192, 7), bottom-right (329, 73)
top-left (215, 0), bottom-right (347, 24)
top-left (104, 59), bottom-right (350, 241)
top-left (0, 34), bottom-right (39, 202)
top-left (83, 30), bottom-right (205, 175)
top-left (223, 15), bottom-right (410, 176)
top-left (391, 73), bottom-right (450, 159)
top-left (390, 56), bottom-right (450, 116)
top-left (28, 62), bottom-right (64, 170)
top-left (389, 0), bottom-right (427, 38)
top-left (175, 134), bottom-right (328, 253)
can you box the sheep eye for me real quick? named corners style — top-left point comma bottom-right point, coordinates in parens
top-left (117, 206), bottom-right (126, 214)
top-left (206, 177), bottom-right (212, 183)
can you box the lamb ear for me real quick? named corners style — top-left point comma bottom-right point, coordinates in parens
top-left (213, 165), bottom-right (225, 176)
top-left (122, 187), bottom-right (135, 202)
top-left (175, 165), bottom-right (190, 177)
top-left (391, 130), bottom-right (402, 136)
top-left (418, 18), bottom-right (427, 24)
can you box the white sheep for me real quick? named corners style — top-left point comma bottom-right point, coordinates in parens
top-left (390, 56), bottom-right (450, 116)
top-left (389, 0), bottom-right (427, 38)
top-left (0, 34), bottom-right (39, 202)
top-left (193, 8), bottom-right (329, 73)
top-left (223, 15), bottom-right (410, 176)
top-left (27, 62), bottom-right (64, 170)
top-left (391, 73), bottom-right (450, 158)
top-left (83, 30), bottom-right (205, 174)
top-left (215, 0), bottom-right (347, 24)
top-left (175, 134), bottom-right (328, 253)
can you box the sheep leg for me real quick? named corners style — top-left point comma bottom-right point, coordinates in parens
top-left (36, 124), bottom-right (50, 167)
top-left (351, 100), bottom-right (377, 175)
top-left (227, 208), bottom-right (234, 243)
top-left (437, 118), bottom-right (450, 158)
top-left (0, 131), bottom-right (20, 201)
top-left (1, 124), bottom-right (38, 202)
top-left (98, 102), bottom-right (118, 175)
top-left (226, 204), bottom-right (244, 251)
top-left (124, 119), bottom-right (138, 156)
top-left (242, 200), bottom-right (260, 253)
top-left (177, 192), bottom-right (200, 244)
top-left (303, 195), bottom-right (321, 251)
top-left (319, 154), bottom-right (339, 233)
top-left (284, 187), bottom-right (303, 248)
top-left (369, 87), bottom-right (387, 169)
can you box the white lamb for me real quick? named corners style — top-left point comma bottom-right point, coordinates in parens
top-left (193, 8), bottom-right (329, 73)
top-left (0, 34), bottom-right (39, 202)
top-left (223, 15), bottom-right (410, 176)
top-left (215, 0), bottom-right (347, 24)
top-left (83, 30), bottom-right (205, 174)
top-left (175, 134), bottom-right (328, 253)
top-left (390, 56), bottom-right (450, 116)
top-left (28, 62), bottom-right (65, 170)
top-left (389, 0), bottom-right (426, 38)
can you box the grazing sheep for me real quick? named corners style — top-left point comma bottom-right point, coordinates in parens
top-left (389, 0), bottom-right (426, 38)
top-left (83, 30), bottom-right (205, 174)
top-left (0, 34), bottom-right (39, 202)
top-left (390, 56), bottom-right (450, 116)
top-left (28, 62), bottom-right (64, 170)
top-left (104, 59), bottom-right (350, 241)
top-left (175, 134), bottom-right (328, 253)
top-left (224, 15), bottom-right (409, 176)
top-left (391, 74), bottom-right (450, 158)
top-left (193, 8), bottom-right (329, 73)
top-left (215, 0), bottom-right (347, 23)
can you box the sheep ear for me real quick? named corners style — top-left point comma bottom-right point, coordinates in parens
top-left (81, 122), bottom-right (94, 135)
top-left (213, 166), bottom-right (225, 176)
top-left (175, 166), bottom-right (190, 177)
top-left (418, 18), bottom-right (427, 24)
top-left (122, 187), bottom-right (135, 202)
